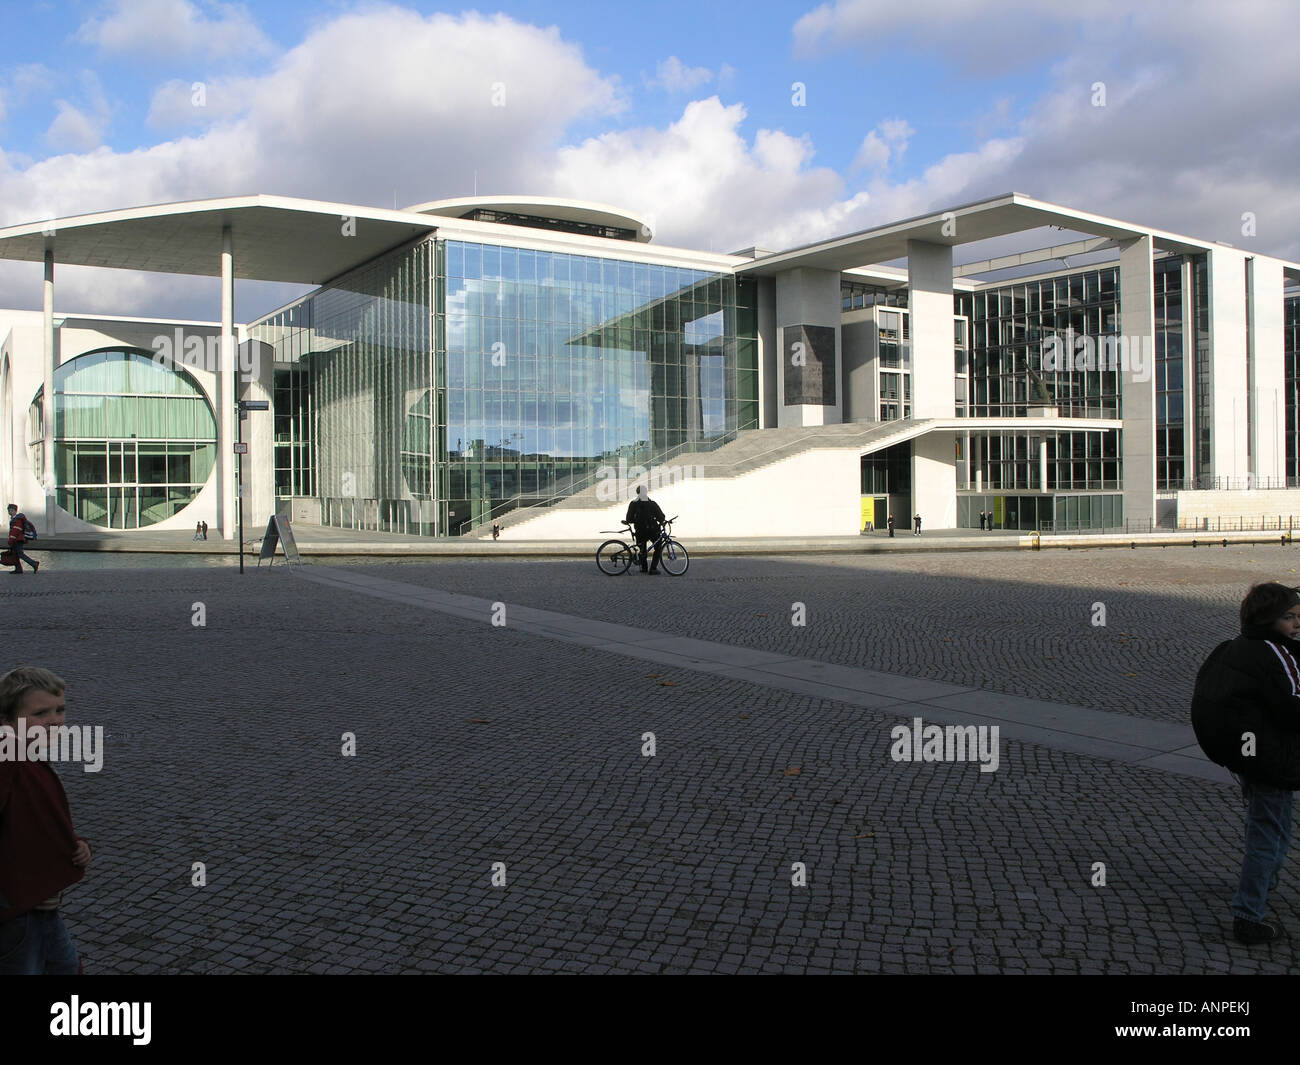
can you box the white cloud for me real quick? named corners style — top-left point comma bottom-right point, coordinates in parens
top-left (77, 0), bottom-right (274, 60)
top-left (43, 72), bottom-right (112, 152)
top-left (851, 119), bottom-right (914, 172)
top-left (650, 56), bottom-right (715, 93)
top-left (549, 97), bottom-right (874, 252)
top-left (791, 0), bottom-right (1300, 262)
top-left (852, 130), bottom-right (890, 171)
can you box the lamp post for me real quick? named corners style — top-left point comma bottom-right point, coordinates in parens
top-left (236, 399), bottom-right (269, 573)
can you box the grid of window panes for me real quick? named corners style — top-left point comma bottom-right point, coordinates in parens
top-left (27, 349), bottom-right (217, 528)
top-left (963, 268), bottom-right (1120, 418)
top-left (972, 429), bottom-right (1118, 492)
top-left (1154, 257), bottom-right (1185, 489)
top-left (842, 281), bottom-right (908, 313)
top-left (1192, 254), bottom-right (1211, 482)
top-left (954, 316), bottom-right (969, 416)
top-left (439, 240), bottom-right (758, 533)
top-left (250, 240), bottom-right (435, 535)
top-left (878, 309), bottom-right (911, 421)
top-left (1286, 295), bottom-right (1300, 484)
top-left (273, 369), bottom-right (314, 499)
top-left (957, 493), bottom-right (1122, 531)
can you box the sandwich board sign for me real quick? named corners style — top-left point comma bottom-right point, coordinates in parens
top-left (258, 514), bottom-right (301, 566)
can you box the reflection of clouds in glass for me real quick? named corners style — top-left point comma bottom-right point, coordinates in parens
top-left (685, 310), bottom-right (723, 346)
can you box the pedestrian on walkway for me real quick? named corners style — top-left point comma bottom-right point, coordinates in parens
top-left (1192, 582), bottom-right (1300, 944)
top-left (194, 522), bottom-right (204, 541)
top-left (913, 513), bottom-right (922, 536)
top-left (491, 522), bottom-right (500, 541)
top-left (887, 514), bottom-right (895, 538)
top-left (979, 510), bottom-right (986, 530)
top-left (0, 666), bottom-right (94, 973)
top-left (6, 504), bottom-right (38, 574)
top-left (200, 521), bottom-right (208, 541)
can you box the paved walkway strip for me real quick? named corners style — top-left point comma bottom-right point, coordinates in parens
top-left (293, 567), bottom-right (1223, 784)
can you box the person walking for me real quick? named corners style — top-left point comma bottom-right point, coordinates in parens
top-left (913, 513), bottom-right (922, 536)
top-left (625, 485), bottom-right (666, 574)
top-left (6, 504), bottom-right (38, 574)
top-left (979, 510), bottom-right (986, 531)
top-left (1192, 582), bottom-right (1300, 944)
top-left (194, 522), bottom-right (204, 541)
top-left (200, 521), bottom-right (208, 541)
top-left (491, 522), bottom-right (500, 541)
top-left (887, 514), bottom-right (895, 538)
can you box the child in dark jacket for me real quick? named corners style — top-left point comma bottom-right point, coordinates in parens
top-left (1192, 582), bottom-right (1300, 944)
top-left (0, 667), bottom-right (93, 973)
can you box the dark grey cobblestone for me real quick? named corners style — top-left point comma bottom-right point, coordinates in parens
top-left (338, 544), bottom-right (1300, 722)
top-left (0, 554), bottom-right (1295, 973)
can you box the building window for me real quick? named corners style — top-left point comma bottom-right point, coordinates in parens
top-left (29, 349), bottom-right (217, 529)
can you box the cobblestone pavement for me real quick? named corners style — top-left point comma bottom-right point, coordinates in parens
top-left (4, 547), bottom-right (1298, 974)
top-left (317, 543), bottom-right (1300, 723)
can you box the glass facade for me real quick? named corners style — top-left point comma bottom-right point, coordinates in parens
top-left (441, 240), bottom-right (757, 532)
top-left (250, 234), bottom-right (759, 536)
top-left (954, 268), bottom-right (1123, 528)
top-left (1153, 256), bottom-right (1185, 488)
top-left (251, 239), bottom-right (435, 533)
top-left (1192, 253), bottom-right (1211, 481)
top-left (28, 349), bottom-right (217, 528)
top-left (959, 267), bottom-right (1120, 418)
top-left (1286, 294), bottom-right (1300, 484)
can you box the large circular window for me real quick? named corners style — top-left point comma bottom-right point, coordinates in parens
top-left (28, 349), bottom-right (217, 529)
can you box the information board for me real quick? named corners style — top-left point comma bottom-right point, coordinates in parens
top-left (258, 514), bottom-right (301, 566)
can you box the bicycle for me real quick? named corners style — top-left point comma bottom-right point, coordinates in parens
top-left (596, 516), bottom-right (689, 576)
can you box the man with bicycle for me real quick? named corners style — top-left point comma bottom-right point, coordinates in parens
top-left (625, 485), bottom-right (666, 575)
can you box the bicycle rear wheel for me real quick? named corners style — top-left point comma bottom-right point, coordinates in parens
top-left (659, 539), bottom-right (689, 575)
top-left (596, 539), bottom-right (633, 575)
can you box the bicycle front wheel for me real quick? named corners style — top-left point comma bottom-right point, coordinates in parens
top-left (659, 539), bottom-right (689, 575)
top-left (596, 539), bottom-right (633, 575)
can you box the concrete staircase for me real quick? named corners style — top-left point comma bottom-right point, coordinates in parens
top-left (476, 419), bottom-right (937, 536)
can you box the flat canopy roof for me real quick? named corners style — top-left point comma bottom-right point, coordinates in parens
top-left (740, 192), bottom-right (1300, 279)
top-left (409, 195), bottom-right (652, 241)
top-left (0, 195), bottom-right (440, 284)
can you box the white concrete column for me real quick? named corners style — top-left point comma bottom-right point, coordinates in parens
top-left (240, 338), bottom-right (275, 530)
top-left (1207, 246), bottom-right (1248, 483)
top-left (774, 267), bottom-right (841, 428)
top-left (42, 242), bottom-right (55, 533)
top-left (1180, 257), bottom-right (1196, 486)
top-left (1119, 235), bottom-right (1157, 527)
top-left (1039, 437), bottom-right (1049, 492)
top-left (1247, 255), bottom-right (1285, 486)
top-left (912, 431), bottom-right (956, 529)
top-left (906, 240), bottom-right (955, 419)
top-left (220, 226), bottom-right (235, 540)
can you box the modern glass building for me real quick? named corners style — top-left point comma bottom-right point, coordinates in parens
top-left (249, 224), bottom-right (758, 535)
top-left (1, 191), bottom-right (1297, 540)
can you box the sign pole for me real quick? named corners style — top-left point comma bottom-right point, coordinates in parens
top-left (237, 407), bottom-right (245, 575)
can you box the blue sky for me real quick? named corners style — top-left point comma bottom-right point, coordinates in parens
top-left (0, 0), bottom-right (1296, 318)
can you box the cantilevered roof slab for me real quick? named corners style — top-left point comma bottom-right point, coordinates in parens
top-left (0, 195), bottom-right (439, 284)
top-left (739, 192), bottom-right (1271, 277)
